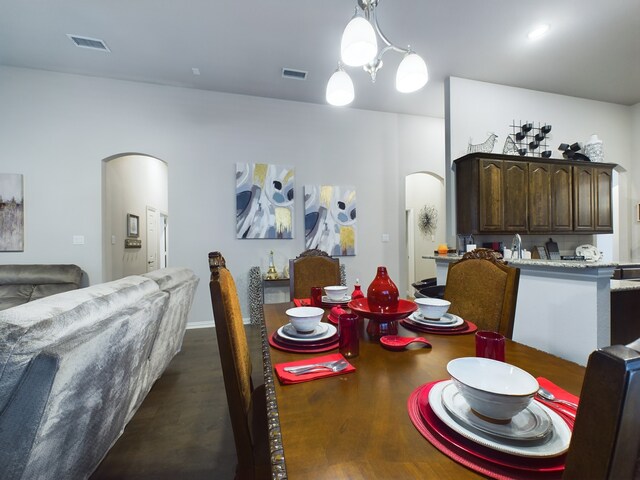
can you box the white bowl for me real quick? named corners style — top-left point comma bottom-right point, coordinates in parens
top-left (324, 285), bottom-right (349, 301)
top-left (414, 297), bottom-right (451, 319)
top-left (446, 357), bottom-right (539, 421)
top-left (285, 306), bottom-right (324, 333)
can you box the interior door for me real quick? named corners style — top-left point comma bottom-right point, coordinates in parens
top-left (146, 206), bottom-right (158, 272)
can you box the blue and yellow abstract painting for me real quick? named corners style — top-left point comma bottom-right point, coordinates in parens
top-left (304, 185), bottom-right (356, 256)
top-left (236, 163), bottom-right (294, 239)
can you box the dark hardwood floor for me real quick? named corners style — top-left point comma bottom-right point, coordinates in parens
top-left (90, 325), bottom-right (264, 480)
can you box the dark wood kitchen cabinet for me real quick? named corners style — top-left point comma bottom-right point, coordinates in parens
top-left (455, 153), bottom-right (614, 235)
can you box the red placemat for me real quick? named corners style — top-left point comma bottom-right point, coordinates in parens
top-left (401, 319), bottom-right (478, 335)
top-left (274, 353), bottom-right (355, 384)
top-left (268, 332), bottom-right (338, 353)
top-left (408, 381), bottom-right (565, 479)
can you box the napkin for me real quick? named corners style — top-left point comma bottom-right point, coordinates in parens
top-left (293, 298), bottom-right (311, 307)
top-left (274, 353), bottom-right (355, 385)
top-left (536, 377), bottom-right (579, 426)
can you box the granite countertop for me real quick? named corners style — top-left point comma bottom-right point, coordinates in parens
top-left (611, 279), bottom-right (640, 292)
top-left (422, 254), bottom-right (618, 269)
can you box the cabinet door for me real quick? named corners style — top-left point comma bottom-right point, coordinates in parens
top-left (595, 167), bottom-right (613, 232)
top-left (503, 161), bottom-right (528, 231)
top-left (573, 166), bottom-right (595, 231)
top-left (551, 165), bottom-right (573, 231)
top-left (478, 160), bottom-right (503, 231)
top-left (528, 162), bottom-right (552, 232)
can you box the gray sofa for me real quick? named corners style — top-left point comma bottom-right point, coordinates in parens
top-left (0, 267), bottom-right (199, 480)
top-left (0, 264), bottom-right (84, 311)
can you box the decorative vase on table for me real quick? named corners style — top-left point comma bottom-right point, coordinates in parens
top-left (366, 267), bottom-right (400, 338)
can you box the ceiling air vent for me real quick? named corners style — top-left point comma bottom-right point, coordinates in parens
top-left (67, 34), bottom-right (110, 52)
top-left (282, 68), bottom-right (307, 80)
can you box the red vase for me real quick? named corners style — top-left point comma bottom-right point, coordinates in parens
top-left (366, 266), bottom-right (399, 313)
top-left (351, 280), bottom-right (365, 300)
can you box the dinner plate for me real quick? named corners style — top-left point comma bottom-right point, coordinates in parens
top-left (322, 295), bottom-right (352, 304)
top-left (282, 322), bottom-right (330, 339)
top-left (272, 331), bottom-right (338, 348)
top-left (441, 381), bottom-right (553, 443)
top-left (278, 323), bottom-right (336, 343)
top-left (429, 381), bottom-right (571, 458)
top-left (411, 382), bottom-right (567, 475)
top-left (410, 312), bottom-right (463, 327)
top-left (268, 332), bottom-right (339, 353)
top-left (401, 318), bottom-right (475, 336)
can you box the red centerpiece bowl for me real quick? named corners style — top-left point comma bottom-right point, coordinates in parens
top-left (348, 298), bottom-right (417, 339)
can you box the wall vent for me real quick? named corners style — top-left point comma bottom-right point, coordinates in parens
top-left (67, 34), bottom-right (110, 52)
top-left (282, 68), bottom-right (307, 80)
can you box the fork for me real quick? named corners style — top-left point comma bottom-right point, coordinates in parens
top-left (288, 360), bottom-right (350, 376)
top-left (283, 359), bottom-right (347, 374)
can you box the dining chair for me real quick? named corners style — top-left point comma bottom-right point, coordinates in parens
top-left (208, 251), bottom-right (270, 480)
top-left (443, 248), bottom-right (520, 338)
top-left (563, 339), bottom-right (640, 479)
top-left (289, 249), bottom-right (341, 300)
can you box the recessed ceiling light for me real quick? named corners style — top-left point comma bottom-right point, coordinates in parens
top-left (192, 67), bottom-right (201, 76)
top-left (528, 24), bottom-right (550, 40)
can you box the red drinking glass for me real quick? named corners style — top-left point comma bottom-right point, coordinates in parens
top-left (310, 286), bottom-right (323, 307)
top-left (339, 313), bottom-right (359, 358)
top-left (475, 330), bottom-right (506, 362)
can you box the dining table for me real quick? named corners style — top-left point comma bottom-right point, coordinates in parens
top-left (260, 302), bottom-right (586, 480)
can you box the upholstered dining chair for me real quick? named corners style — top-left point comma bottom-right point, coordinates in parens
top-left (563, 339), bottom-right (640, 479)
top-left (208, 251), bottom-right (270, 480)
top-left (443, 248), bottom-right (520, 339)
top-left (289, 249), bottom-right (341, 301)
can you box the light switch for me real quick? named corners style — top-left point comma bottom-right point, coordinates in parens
top-left (111, 235), bottom-right (116, 245)
top-left (381, 233), bottom-right (390, 242)
top-left (73, 235), bottom-right (85, 245)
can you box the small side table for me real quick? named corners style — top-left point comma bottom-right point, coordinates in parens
top-left (262, 277), bottom-right (290, 304)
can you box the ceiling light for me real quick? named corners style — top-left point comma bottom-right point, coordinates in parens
top-left (326, 0), bottom-right (428, 106)
top-left (528, 24), bottom-right (550, 40)
top-left (326, 64), bottom-right (355, 106)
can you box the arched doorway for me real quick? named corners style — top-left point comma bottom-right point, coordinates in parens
top-left (103, 154), bottom-right (169, 281)
top-left (405, 172), bottom-right (445, 294)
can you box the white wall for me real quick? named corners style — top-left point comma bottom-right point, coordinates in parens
top-left (445, 77), bottom-right (634, 261)
top-left (0, 66), bottom-right (444, 326)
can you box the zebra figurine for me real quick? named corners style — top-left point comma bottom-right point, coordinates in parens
top-left (467, 133), bottom-right (498, 154)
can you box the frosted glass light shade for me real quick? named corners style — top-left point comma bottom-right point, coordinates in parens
top-left (395, 52), bottom-right (428, 93)
top-left (326, 69), bottom-right (354, 106)
top-left (340, 16), bottom-right (377, 67)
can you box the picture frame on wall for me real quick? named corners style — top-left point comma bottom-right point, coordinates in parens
top-left (127, 214), bottom-right (139, 237)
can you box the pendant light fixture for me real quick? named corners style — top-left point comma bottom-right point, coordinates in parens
top-left (326, 0), bottom-right (428, 106)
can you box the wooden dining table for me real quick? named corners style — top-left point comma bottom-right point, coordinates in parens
top-left (260, 302), bottom-right (586, 479)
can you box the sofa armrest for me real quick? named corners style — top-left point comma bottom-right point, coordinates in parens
top-left (0, 353), bottom-right (59, 480)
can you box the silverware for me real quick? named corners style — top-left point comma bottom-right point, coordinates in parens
top-left (537, 387), bottom-right (579, 409)
top-left (290, 360), bottom-right (350, 376)
top-left (283, 359), bottom-right (347, 374)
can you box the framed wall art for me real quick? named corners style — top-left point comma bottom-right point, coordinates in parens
top-left (236, 163), bottom-right (294, 239)
top-left (0, 174), bottom-right (24, 252)
top-left (127, 213), bottom-right (139, 237)
top-left (304, 184), bottom-right (356, 256)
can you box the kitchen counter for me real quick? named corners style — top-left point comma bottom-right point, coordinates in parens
top-left (611, 279), bottom-right (640, 292)
top-left (423, 254), bottom-right (616, 365)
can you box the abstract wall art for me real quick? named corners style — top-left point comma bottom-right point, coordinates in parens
top-left (304, 185), bottom-right (356, 256)
top-left (236, 163), bottom-right (294, 239)
top-left (0, 174), bottom-right (24, 252)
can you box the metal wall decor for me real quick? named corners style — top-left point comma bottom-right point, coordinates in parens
top-left (505, 121), bottom-right (552, 158)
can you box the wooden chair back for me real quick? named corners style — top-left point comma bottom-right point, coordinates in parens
top-left (443, 248), bottom-right (520, 338)
top-left (289, 249), bottom-right (341, 300)
top-left (564, 341), bottom-right (640, 479)
top-left (208, 251), bottom-right (269, 480)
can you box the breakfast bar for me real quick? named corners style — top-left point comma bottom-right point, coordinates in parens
top-left (423, 255), bottom-right (616, 365)
top-left (260, 302), bottom-right (585, 479)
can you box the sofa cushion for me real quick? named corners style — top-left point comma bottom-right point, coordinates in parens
top-left (0, 275), bottom-right (158, 413)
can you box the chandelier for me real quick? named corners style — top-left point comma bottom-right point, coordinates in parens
top-left (326, 0), bottom-right (429, 107)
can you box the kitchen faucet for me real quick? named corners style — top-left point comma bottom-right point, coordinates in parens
top-left (511, 233), bottom-right (523, 259)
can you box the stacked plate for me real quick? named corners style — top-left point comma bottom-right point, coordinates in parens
top-left (269, 322), bottom-right (339, 353)
top-left (407, 380), bottom-right (572, 478)
top-left (321, 294), bottom-right (352, 307)
top-left (400, 312), bottom-right (477, 335)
